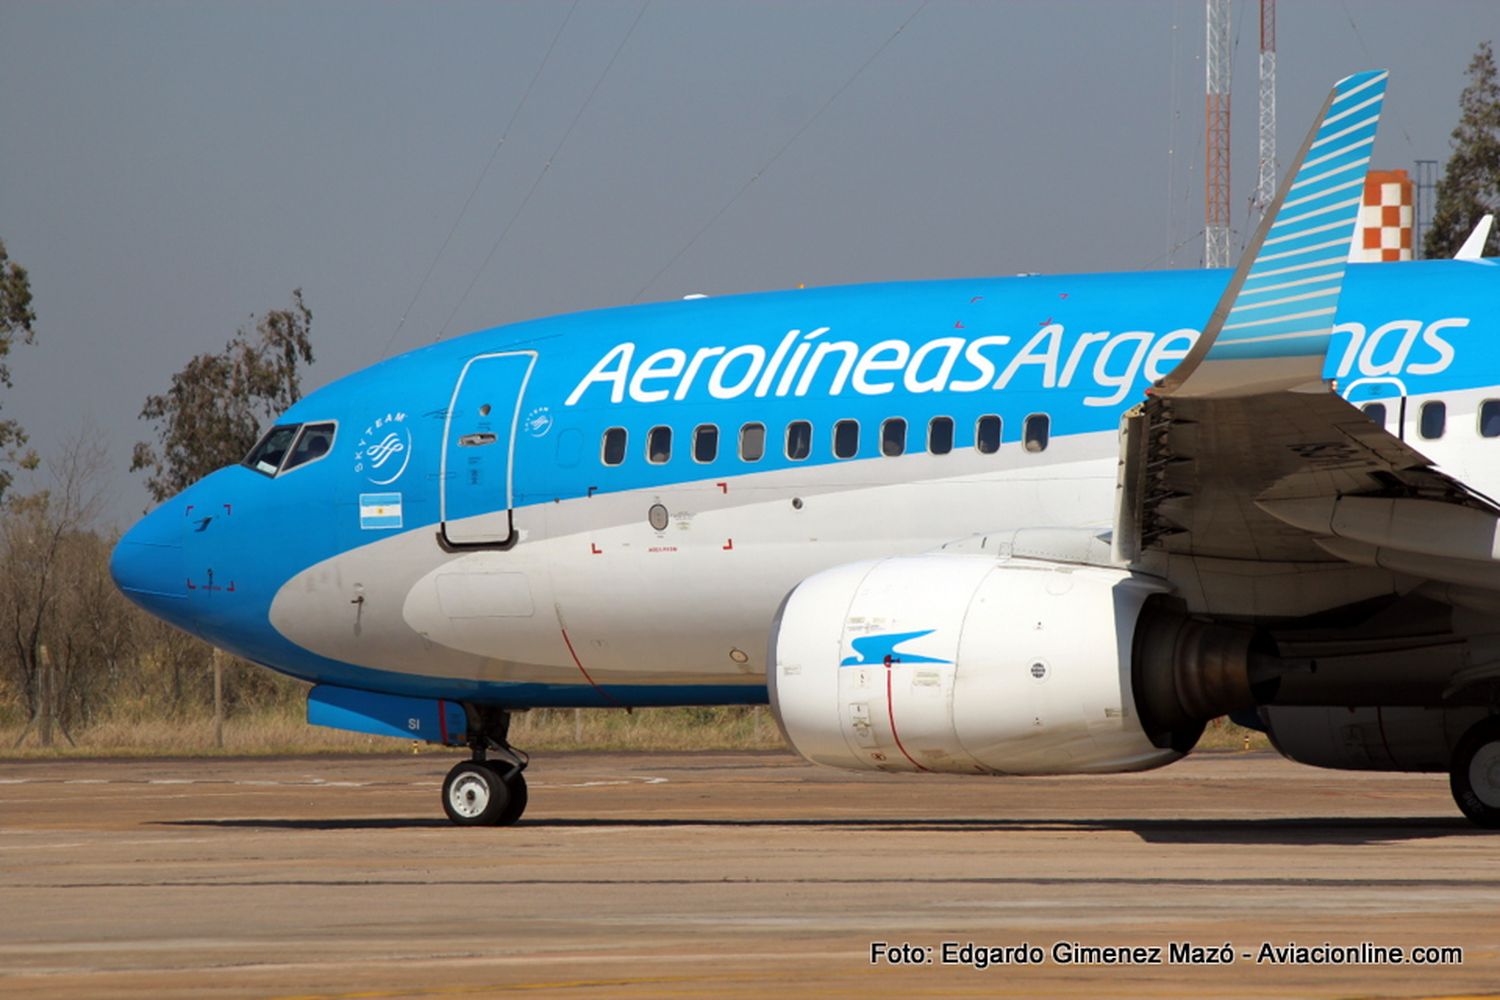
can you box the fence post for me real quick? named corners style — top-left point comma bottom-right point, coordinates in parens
top-left (213, 648), bottom-right (224, 749)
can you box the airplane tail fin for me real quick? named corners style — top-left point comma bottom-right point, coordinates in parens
top-left (1456, 214), bottom-right (1494, 260)
top-left (1156, 70), bottom-right (1389, 398)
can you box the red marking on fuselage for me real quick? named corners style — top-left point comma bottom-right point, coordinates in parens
top-left (559, 627), bottom-right (623, 707)
top-left (722, 538), bottom-right (734, 551)
top-left (717, 482), bottom-right (728, 494)
top-left (590, 542), bottom-right (603, 555)
top-left (885, 666), bottom-right (928, 773)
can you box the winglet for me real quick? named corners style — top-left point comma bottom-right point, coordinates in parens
top-left (1155, 70), bottom-right (1389, 398)
top-left (1456, 214), bottom-right (1494, 260)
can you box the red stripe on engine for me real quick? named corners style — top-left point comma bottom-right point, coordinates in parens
top-left (437, 698), bottom-right (449, 745)
top-left (885, 665), bottom-right (928, 772)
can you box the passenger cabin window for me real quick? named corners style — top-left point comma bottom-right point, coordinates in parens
top-left (740, 422), bottom-right (766, 462)
top-left (601, 427), bottom-right (627, 466)
top-left (786, 420), bottom-right (812, 461)
top-left (1024, 413), bottom-right (1050, 453)
top-left (881, 418), bottom-right (906, 457)
top-left (1420, 401), bottom-right (1446, 440)
top-left (244, 424), bottom-right (300, 476)
top-left (928, 416), bottom-right (954, 455)
top-left (647, 426), bottom-right (672, 464)
top-left (975, 415), bottom-right (1001, 455)
top-left (833, 419), bottom-right (859, 459)
top-left (1361, 402), bottom-right (1387, 426)
top-left (281, 422), bottom-right (336, 473)
top-left (693, 424), bottom-right (718, 463)
top-left (1482, 401), bottom-right (1500, 438)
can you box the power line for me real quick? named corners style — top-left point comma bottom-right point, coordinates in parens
top-left (631, 1), bottom-right (929, 303)
top-left (381, 2), bottom-right (579, 358)
top-left (1339, 0), bottom-right (1416, 152)
top-left (437, 1), bottom-right (651, 341)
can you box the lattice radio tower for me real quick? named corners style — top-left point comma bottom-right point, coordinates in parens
top-left (1205, 0), bottom-right (1233, 268)
top-left (1253, 0), bottom-right (1277, 222)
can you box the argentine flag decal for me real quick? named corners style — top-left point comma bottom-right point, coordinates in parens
top-left (359, 492), bottom-right (403, 530)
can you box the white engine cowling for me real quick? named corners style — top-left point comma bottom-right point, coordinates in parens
top-left (768, 554), bottom-right (1183, 775)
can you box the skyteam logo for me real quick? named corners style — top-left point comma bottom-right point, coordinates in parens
top-left (524, 406), bottom-right (554, 438)
top-left (354, 411), bottom-right (412, 486)
top-left (840, 629), bottom-right (952, 667)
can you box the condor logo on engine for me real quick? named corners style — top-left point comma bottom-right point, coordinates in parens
top-left (840, 629), bottom-right (952, 667)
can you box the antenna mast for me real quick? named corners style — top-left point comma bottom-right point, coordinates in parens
top-left (1254, 0), bottom-right (1277, 221)
top-left (1205, 0), bottom-right (1232, 268)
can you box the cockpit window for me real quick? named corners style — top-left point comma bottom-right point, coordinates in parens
top-left (281, 422), bottom-right (337, 473)
top-left (244, 425), bottom-right (300, 476)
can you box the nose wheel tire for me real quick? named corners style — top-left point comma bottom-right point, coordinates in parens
top-left (441, 759), bottom-right (529, 826)
top-left (485, 762), bottom-right (529, 826)
top-left (443, 761), bottom-right (510, 826)
top-left (1450, 718), bottom-right (1500, 829)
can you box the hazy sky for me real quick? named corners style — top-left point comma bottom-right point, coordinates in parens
top-left (1, 1), bottom-right (1494, 526)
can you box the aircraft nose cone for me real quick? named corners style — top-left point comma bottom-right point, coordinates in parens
top-left (111, 506), bottom-right (183, 606)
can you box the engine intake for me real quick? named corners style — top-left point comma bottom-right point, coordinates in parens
top-left (770, 554), bottom-right (1168, 775)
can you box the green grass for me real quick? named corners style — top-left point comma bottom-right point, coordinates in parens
top-left (0, 704), bottom-right (1268, 758)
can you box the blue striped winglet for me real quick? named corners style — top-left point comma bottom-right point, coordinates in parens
top-left (1157, 70), bottom-right (1388, 398)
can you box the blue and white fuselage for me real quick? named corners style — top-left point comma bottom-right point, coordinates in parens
top-left (111, 263), bottom-right (1495, 706)
top-left (109, 67), bottom-right (1500, 827)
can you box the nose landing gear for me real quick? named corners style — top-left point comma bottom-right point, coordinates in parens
top-left (442, 707), bottom-right (529, 827)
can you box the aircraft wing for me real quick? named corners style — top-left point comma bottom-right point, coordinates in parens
top-left (1114, 71), bottom-right (1500, 597)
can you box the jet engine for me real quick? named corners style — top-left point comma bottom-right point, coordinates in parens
top-left (1258, 705), bottom-right (1491, 772)
top-left (768, 554), bottom-right (1263, 776)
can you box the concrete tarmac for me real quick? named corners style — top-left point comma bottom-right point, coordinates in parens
top-left (1, 749), bottom-right (1497, 999)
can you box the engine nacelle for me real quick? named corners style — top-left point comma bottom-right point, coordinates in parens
top-left (1260, 705), bottom-right (1490, 772)
top-left (769, 554), bottom-right (1185, 775)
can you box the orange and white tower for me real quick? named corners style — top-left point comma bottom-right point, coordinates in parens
top-left (1351, 169), bottom-right (1414, 262)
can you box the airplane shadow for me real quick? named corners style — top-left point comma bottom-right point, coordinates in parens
top-left (156, 814), bottom-right (1486, 845)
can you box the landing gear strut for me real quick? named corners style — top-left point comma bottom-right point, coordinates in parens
top-left (441, 706), bottom-right (528, 827)
top-left (1451, 717), bottom-right (1500, 829)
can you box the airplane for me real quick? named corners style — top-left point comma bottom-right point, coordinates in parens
top-left (111, 70), bottom-right (1500, 829)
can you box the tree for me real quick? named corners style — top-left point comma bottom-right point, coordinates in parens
top-left (131, 290), bottom-right (314, 503)
top-left (0, 239), bottom-right (39, 501)
top-left (1425, 42), bottom-right (1500, 259)
top-left (0, 436), bottom-right (113, 746)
